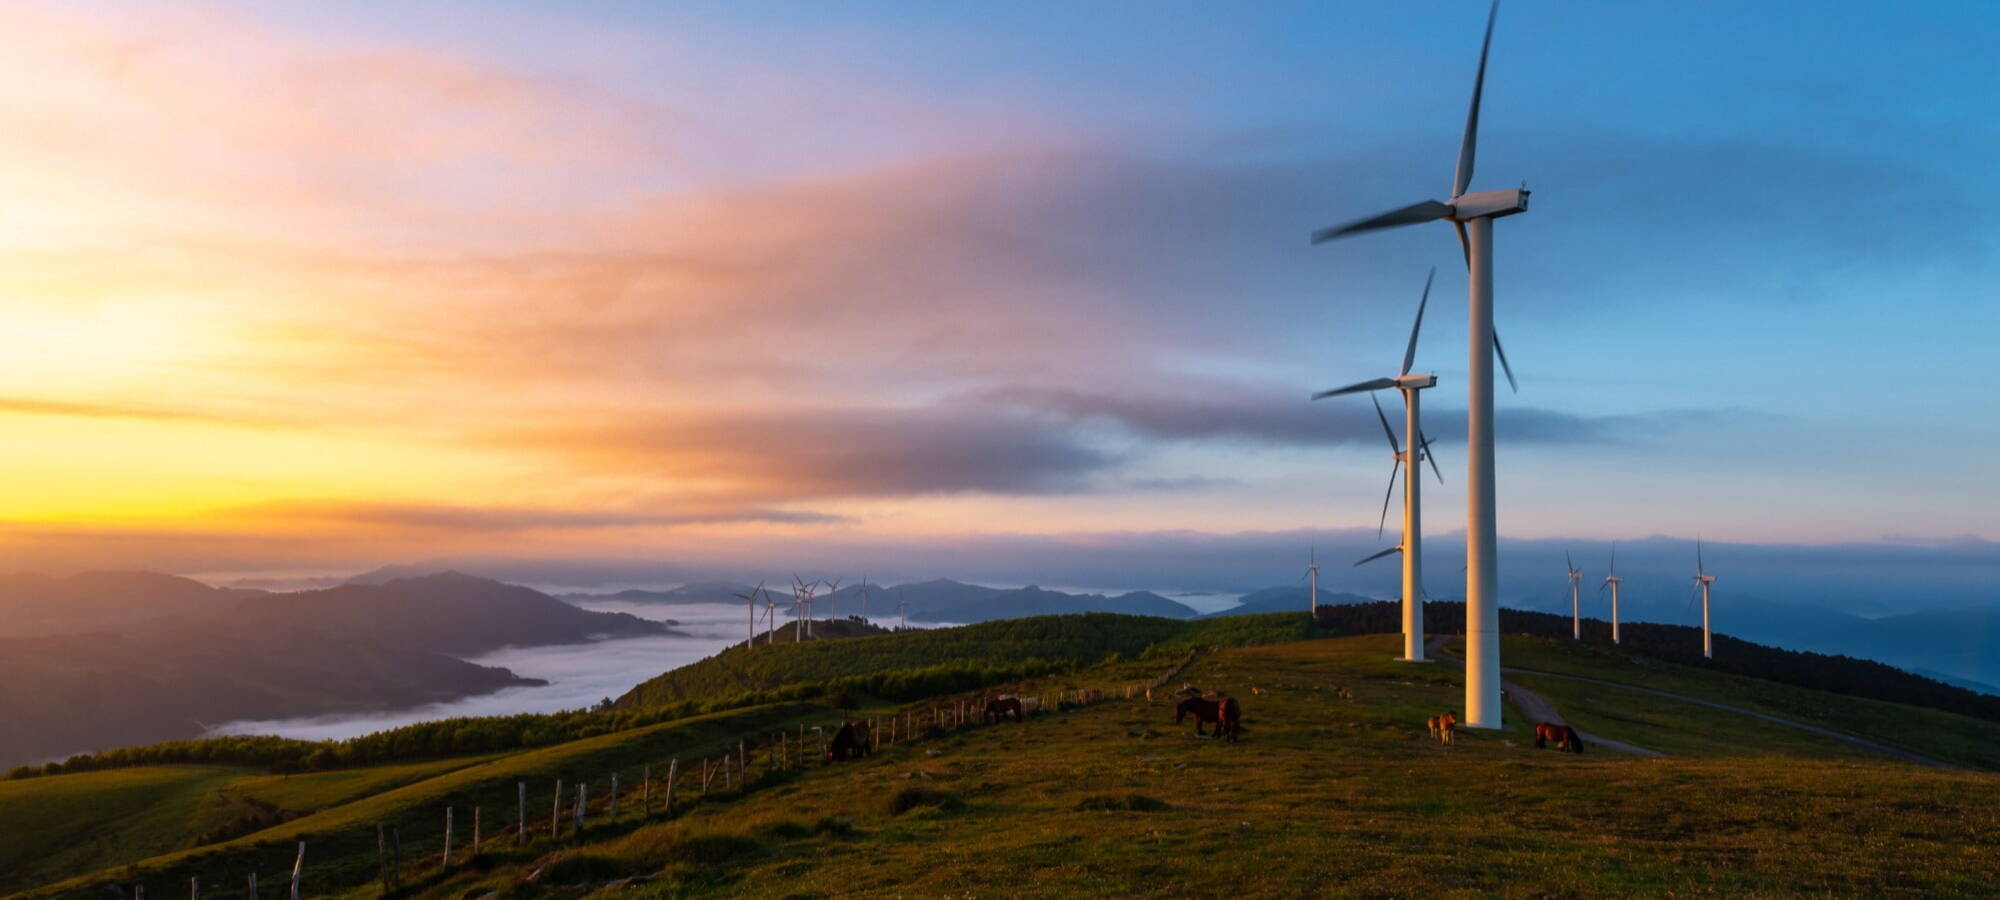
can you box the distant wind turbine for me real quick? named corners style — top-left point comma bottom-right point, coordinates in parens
top-left (1600, 544), bottom-right (1624, 645)
top-left (899, 587), bottom-right (908, 630)
top-left (1315, 268), bottom-right (1444, 663)
top-left (1565, 552), bottom-right (1583, 641)
top-left (1693, 538), bottom-right (1717, 659)
top-left (733, 581), bottom-right (766, 648)
top-left (860, 576), bottom-right (870, 622)
top-left (1305, 547), bottom-right (1321, 615)
top-left (1309, 0), bottom-right (1527, 729)
top-left (824, 578), bottom-right (841, 624)
top-left (762, 588), bottom-right (779, 645)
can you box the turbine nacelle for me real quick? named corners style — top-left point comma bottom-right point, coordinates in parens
top-left (1397, 373), bottom-right (1438, 390)
top-left (1448, 187), bottom-right (1530, 221)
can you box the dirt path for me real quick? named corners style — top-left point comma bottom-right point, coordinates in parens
top-left (1424, 634), bottom-right (1957, 769)
top-left (1423, 635), bottom-right (1665, 757)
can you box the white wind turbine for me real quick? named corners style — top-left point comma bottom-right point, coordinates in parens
top-left (733, 581), bottom-right (766, 648)
top-left (1600, 544), bottom-right (1624, 645)
top-left (1315, 268), bottom-right (1443, 663)
top-left (762, 588), bottom-right (780, 645)
top-left (898, 587), bottom-right (908, 629)
top-left (1565, 552), bottom-right (1583, 640)
top-left (1692, 538), bottom-right (1717, 659)
top-left (859, 576), bottom-right (870, 622)
top-left (792, 575), bottom-right (817, 640)
top-left (824, 577), bottom-right (842, 623)
top-left (1308, 1), bottom-right (1528, 728)
top-left (1305, 547), bottom-right (1321, 615)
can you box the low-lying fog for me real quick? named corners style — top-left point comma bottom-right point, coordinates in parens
top-left (206, 600), bottom-right (771, 742)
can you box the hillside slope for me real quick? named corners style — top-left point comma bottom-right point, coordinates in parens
top-left (24, 632), bottom-right (2000, 897)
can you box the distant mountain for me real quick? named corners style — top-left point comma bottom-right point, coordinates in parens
top-left (914, 584), bottom-right (1198, 623)
top-left (0, 572), bottom-right (670, 768)
top-left (0, 571), bottom-right (255, 639)
top-left (562, 581), bottom-right (758, 607)
top-left (1201, 586), bottom-right (1379, 619)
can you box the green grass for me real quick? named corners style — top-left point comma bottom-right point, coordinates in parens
top-left (0, 765), bottom-right (251, 894)
top-left (21, 629), bottom-right (2000, 897)
top-left (618, 611), bottom-right (1316, 707)
top-left (1497, 635), bottom-right (2000, 768)
top-left (230, 755), bottom-right (499, 813)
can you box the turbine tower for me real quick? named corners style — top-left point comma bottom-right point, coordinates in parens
top-left (860, 576), bottom-right (870, 622)
top-left (762, 588), bottom-right (779, 645)
top-left (733, 581), bottom-right (766, 648)
top-left (898, 587), bottom-right (908, 629)
top-left (1600, 545), bottom-right (1624, 645)
top-left (1565, 552), bottom-right (1583, 640)
top-left (1308, 1), bottom-right (1527, 728)
top-left (1694, 538), bottom-right (1717, 659)
top-left (1305, 547), bottom-right (1321, 615)
top-left (825, 578), bottom-right (841, 621)
top-left (1314, 268), bottom-right (1443, 662)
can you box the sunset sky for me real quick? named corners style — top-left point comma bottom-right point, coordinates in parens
top-left (3, 1), bottom-right (1996, 599)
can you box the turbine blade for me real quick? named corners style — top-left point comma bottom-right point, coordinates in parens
top-left (1419, 431), bottom-right (1444, 484)
top-left (1609, 542), bottom-right (1617, 575)
top-left (1493, 331), bottom-right (1519, 393)
top-left (1453, 220), bottom-right (1471, 270)
top-left (1354, 546), bottom-right (1401, 567)
top-left (1311, 376), bottom-right (1398, 400)
top-left (1378, 457), bottom-right (1401, 539)
top-left (1401, 267), bottom-right (1435, 376)
top-left (1371, 393), bottom-right (1401, 453)
top-left (1454, 0), bottom-right (1499, 199)
top-left (1697, 537), bottom-right (1705, 575)
top-left (1565, 550), bottom-right (1575, 574)
top-left (1311, 200), bottom-right (1452, 244)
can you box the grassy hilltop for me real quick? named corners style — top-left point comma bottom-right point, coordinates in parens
top-left (8, 614), bottom-right (2000, 897)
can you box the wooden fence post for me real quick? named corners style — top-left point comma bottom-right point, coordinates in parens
top-left (190, 876), bottom-right (198, 900)
top-left (289, 841), bottom-right (303, 900)
top-left (665, 758), bottom-right (679, 814)
top-left (392, 826), bottom-right (402, 890)
top-left (551, 779), bottom-right (562, 839)
top-left (518, 781), bottom-right (527, 843)
top-left (610, 772), bottom-right (619, 819)
top-left (739, 742), bottom-right (747, 786)
top-left (377, 823), bottom-right (387, 889)
top-left (472, 806), bottom-right (480, 856)
top-left (574, 783), bottom-right (586, 834)
top-left (442, 807), bottom-right (452, 868)
top-left (246, 874), bottom-right (256, 900)
top-left (816, 726), bottom-right (826, 762)
top-left (700, 759), bottom-right (709, 798)
top-left (643, 764), bottom-right (651, 815)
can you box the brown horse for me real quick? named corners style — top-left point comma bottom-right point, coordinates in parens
top-left (1176, 696), bottom-right (1242, 743)
top-left (826, 720), bottom-right (872, 761)
top-left (1427, 712), bottom-right (1457, 744)
top-left (1534, 722), bottom-right (1584, 753)
top-left (984, 696), bottom-right (1024, 723)
top-left (1335, 686), bottom-right (1354, 703)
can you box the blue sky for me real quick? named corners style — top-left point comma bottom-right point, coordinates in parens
top-left (5, 1), bottom-right (1996, 606)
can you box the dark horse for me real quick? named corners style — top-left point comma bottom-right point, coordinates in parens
top-left (1176, 696), bottom-right (1241, 743)
top-left (826, 720), bottom-right (872, 761)
top-left (1533, 722), bottom-right (1584, 753)
top-left (984, 696), bottom-right (1024, 724)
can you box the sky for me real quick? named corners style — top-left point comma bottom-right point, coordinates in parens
top-left (1, 1), bottom-right (1996, 609)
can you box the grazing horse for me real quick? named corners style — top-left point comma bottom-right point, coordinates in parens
top-left (1335, 686), bottom-right (1354, 703)
top-left (1427, 712), bottom-right (1457, 744)
top-left (1177, 696), bottom-right (1242, 743)
top-left (826, 720), bottom-right (872, 761)
top-left (984, 696), bottom-right (1024, 724)
top-left (1535, 722), bottom-right (1584, 753)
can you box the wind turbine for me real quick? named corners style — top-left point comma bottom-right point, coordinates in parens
top-left (733, 581), bottom-right (766, 648)
top-left (859, 576), bottom-right (870, 622)
top-left (762, 588), bottom-right (779, 645)
top-left (898, 587), bottom-right (908, 629)
top-left (792, 575), bottom-right (817, 640)
top-left (1600, 544), bottom-right (1623, 645)
top-left (1565, 552), bottom-right (1583, 640)
top-left (1314, 268), bottom-right (1443, 663)
top-left (1305, 547), bottom-right (1321, 615)
top-left (1693, 538), bottom-right (1717, 659)
top-left (1309, 0), bottom-right (1526, 728)
top-left (825, 578), bottom-right (841, 621)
